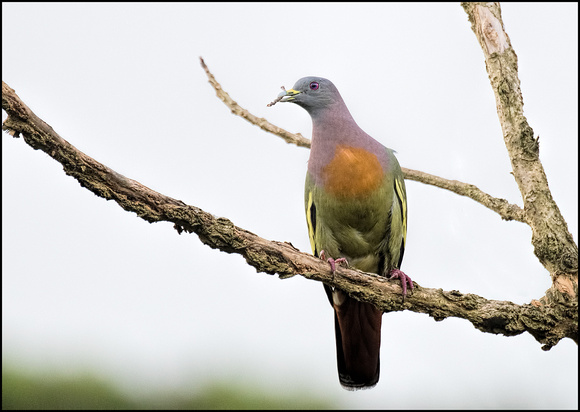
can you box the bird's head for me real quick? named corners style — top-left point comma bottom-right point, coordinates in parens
top-left (269, 77), bottom-right (343, 117)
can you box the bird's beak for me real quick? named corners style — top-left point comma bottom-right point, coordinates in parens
top-left (280, 88), bottom-right (301, 102)
top-left (267, 87), bottom-right (302, 107)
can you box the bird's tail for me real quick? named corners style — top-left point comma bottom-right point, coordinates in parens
top-left (326, 286), bottom-right (382, 390)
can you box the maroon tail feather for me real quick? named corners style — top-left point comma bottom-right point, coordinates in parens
top-left (325, 285), bottom-right (382, 390)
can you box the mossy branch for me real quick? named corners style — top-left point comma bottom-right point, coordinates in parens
top-left (2, 80), bottom-right (576, 349)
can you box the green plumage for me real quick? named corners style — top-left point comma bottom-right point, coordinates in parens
top-left (304, 150), bottom-right (406, 275)
top-left (274, 76), bottom-right (411, 390)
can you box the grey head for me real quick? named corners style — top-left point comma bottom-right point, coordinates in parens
top-left (276, 77), bottom-right (346, 118)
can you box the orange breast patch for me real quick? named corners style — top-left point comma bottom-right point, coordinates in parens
top-left (322, 145), bottom-right (384, 198)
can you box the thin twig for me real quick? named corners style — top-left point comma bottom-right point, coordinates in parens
top-left (199, 57), bottom-right (311, 148)
top-left (267, 86), bottom-right (287, 107)
top-left (199, 57), bottom-right (526, 223)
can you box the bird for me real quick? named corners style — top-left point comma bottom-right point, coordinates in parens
top-left (270, 77), bottom-right (412, 390)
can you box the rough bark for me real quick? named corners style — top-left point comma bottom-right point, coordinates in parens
top-left (461, 2), bottom-right (578, 309)
top-left (2, 79), bottom-right (577, 349)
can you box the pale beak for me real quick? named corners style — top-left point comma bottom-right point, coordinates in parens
top-left (280, 88), bottom-right (301, 102)
top-left (267, 87), bottom-right (302, 107)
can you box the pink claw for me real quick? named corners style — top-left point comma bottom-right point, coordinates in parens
top-left (388, 268), bottom-right (413, 298)
top-left (320, 250), bottom-right (348, 273)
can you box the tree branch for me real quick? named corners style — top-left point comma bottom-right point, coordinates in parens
top-left (199, 57), bottom-right (311, 149)
top-left (199, 57), bottom-right (526, 223)
top-left (462, 2), bottom-right (578, 302)
top-left (198, 3), bottom-right (577, 325)
top-left (2, 80), bottom-right (577, 348)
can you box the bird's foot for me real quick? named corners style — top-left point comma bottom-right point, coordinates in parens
top-left (319, 250), bottom-right (348, 276)
top-left (388, 268), bottom-right (413, 299)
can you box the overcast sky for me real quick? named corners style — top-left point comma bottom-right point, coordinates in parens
top-left (2, 2), bottom-right (578, 409)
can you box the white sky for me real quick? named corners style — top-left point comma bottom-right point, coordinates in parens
top-left (2, 2), bottom-right (578, 409)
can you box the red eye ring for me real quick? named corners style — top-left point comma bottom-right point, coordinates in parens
top-left (309, 81), bottom-right (319, 90)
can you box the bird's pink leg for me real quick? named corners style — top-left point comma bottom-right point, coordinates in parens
top-left (388, 268), bottom-right (414, 298)
top-left (319, 250), bottom-right (348, 273)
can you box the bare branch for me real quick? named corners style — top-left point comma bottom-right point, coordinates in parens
top-left (198, 57), bottom-right (526, 223)
top-left (199, 57), bottom-right (311, 148)
top-left (3, 80), bottom-right (575, 348)
top-left (402, 168), bottom-right (525, 222)
top-left (462, 2), bottom-right (578, 294)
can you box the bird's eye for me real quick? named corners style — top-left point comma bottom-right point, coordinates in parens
top-left (309, 82), bottom-right (319, 90)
